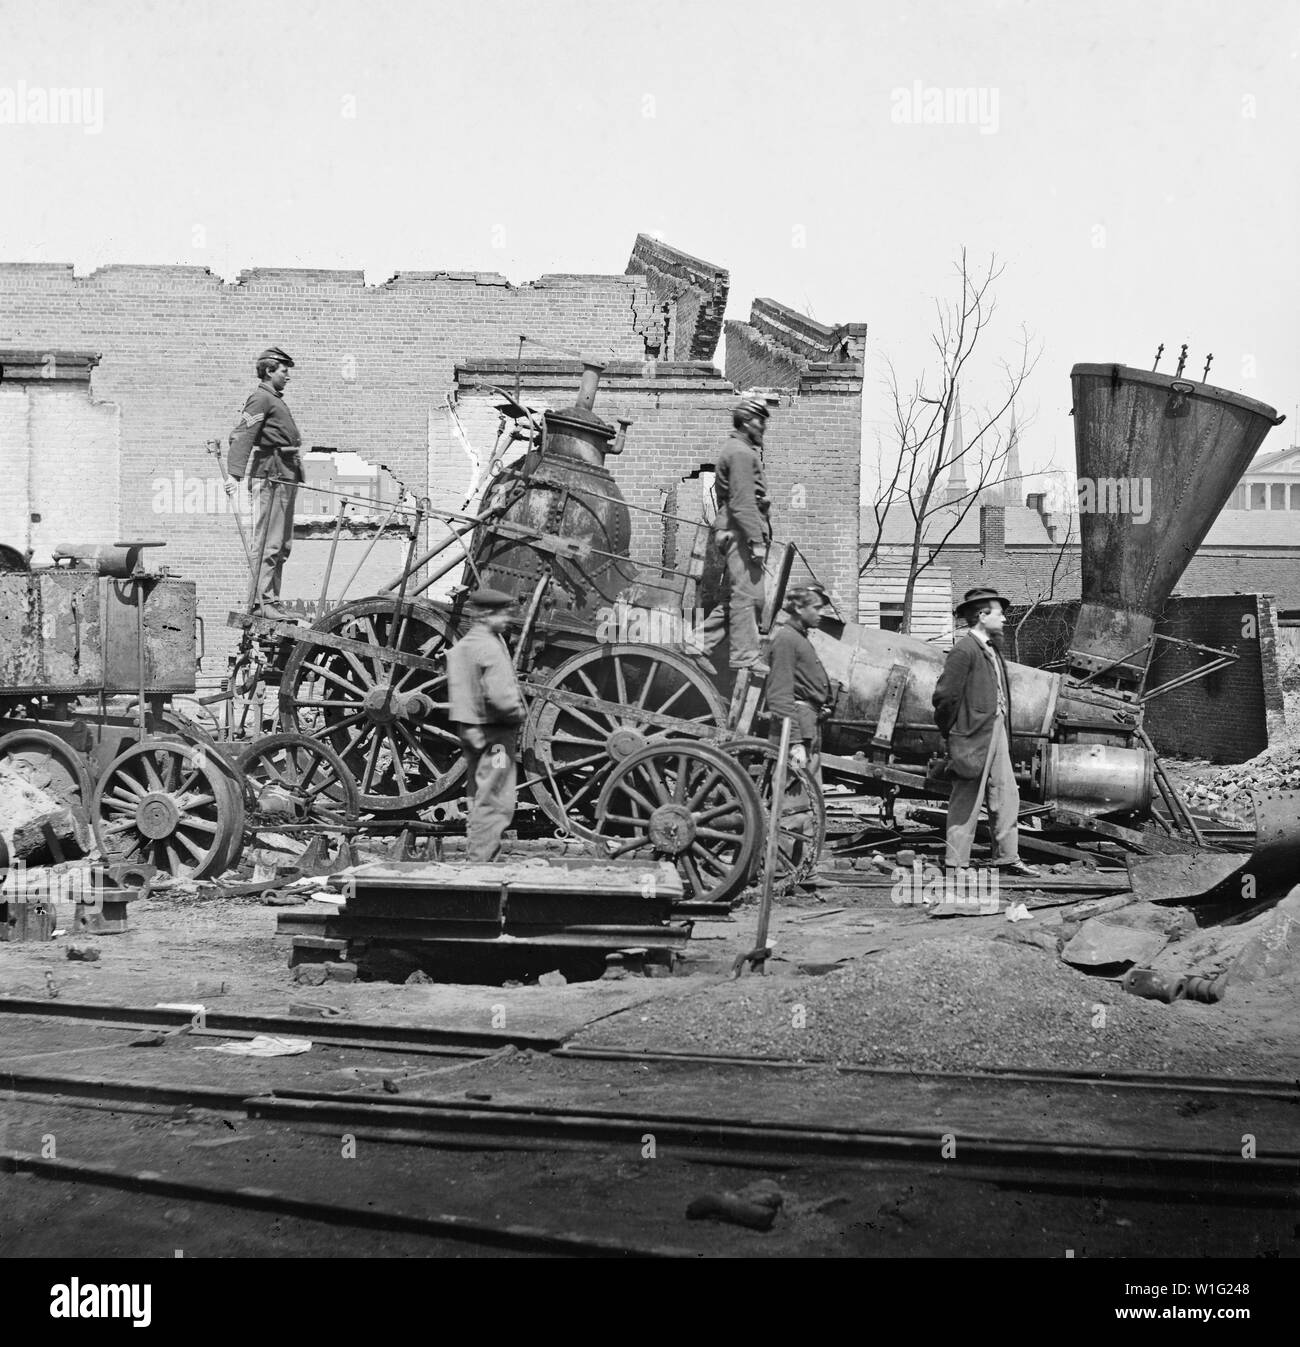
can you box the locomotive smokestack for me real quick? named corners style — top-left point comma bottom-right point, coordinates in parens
top-left (1066, 362), bottom-right (1284, 686)
top-left (575, 362), bottom-right (604, 412)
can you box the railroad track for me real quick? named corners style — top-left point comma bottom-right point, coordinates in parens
top-left (2, 1000), bottom-right (1296, 1256)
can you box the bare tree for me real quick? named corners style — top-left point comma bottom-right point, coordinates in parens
top-left (860, 250), bottom-right (1041, 632)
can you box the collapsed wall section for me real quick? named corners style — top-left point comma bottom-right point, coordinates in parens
top-left (625, 234), bottom-right (729, 362)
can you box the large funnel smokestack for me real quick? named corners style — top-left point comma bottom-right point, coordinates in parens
top-left (1066, 363), bottom-right (1283, 683)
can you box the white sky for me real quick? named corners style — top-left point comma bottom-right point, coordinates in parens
top-left (2, 0), bottom-right (1296, 490)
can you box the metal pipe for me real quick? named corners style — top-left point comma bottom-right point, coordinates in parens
top-left (337, 498), bottom-right (402, 603)
top-left (575, 362), bottom-right (603, 412)
top-left (317, 499), bottom-right (349, 613)
top-left (736, 716), bottom-right (793, 977)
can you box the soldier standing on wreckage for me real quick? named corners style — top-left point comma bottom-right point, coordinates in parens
top-left (447, 589), bottom-right (526, 862)
top-left (932, 587), bottom-right (1039, 878)
top-left (227, 346), bottom-right (303, 617)
top-left (699, 396), bottom-right (773, 671)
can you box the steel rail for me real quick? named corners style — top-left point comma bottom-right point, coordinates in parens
top-left (0, 998), bottom-right (561, 1054)
top-left (1, 1000), bottom-right (1294, 1100)
top-left (5, 1066), bottom-right (1294, 1206)
top-left (0, 1146), bottom-right (691, 1258)
top-left (241, 1091), bottom-right (1300, 1201)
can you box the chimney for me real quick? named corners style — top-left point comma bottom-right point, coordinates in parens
top-left (980, 502), bottom-right (1006, 560)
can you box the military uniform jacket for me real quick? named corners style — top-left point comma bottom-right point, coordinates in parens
top-left (765, 616), bottom-right (831, 742)
top-left (446, 625), bottom-right (526, 726)
top-left (932, 631), bottom-right (1014, 771)
top-left (714, 431), bottom-right (772, 550)
top-left (228, 381), bottom-right (304, 483)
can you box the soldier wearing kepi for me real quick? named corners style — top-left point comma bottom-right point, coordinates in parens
top-left (446, 589), bottom-right (526, 863)
top-left (932, 587), bottom-right (1039, 877)
top-left (699, 396), bottom-right (773, 671)
top-left (227, 346), bottom-right (303, 616)
top-left (765, 586), bottom-right (832, 783)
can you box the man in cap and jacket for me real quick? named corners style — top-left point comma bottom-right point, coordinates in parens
top-left (699, 396), bottom-right (774, 671)
top-left (932, 587), bottom-right (1039, 876)
top-left (765, 586), bottom-right (832, 784)
top-left (228, 347), bottom-right (303, 615)
top-left (446, 589), bottom-right (526, 863)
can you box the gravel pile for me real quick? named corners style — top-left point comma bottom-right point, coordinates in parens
top-left (583, 939), bottom-right (1294, 1077)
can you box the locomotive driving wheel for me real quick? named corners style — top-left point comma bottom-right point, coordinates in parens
top-left (522, 644), bottom-right (728, 842)
top-left (278, 597), bottom-right (462, 812)
top-left (594, 740), bottom-right (764, 906)
top-left (92, 737), bottom-right (245, 880)
top-left (237, 733), bottom-right (360, 828)
top-left (729, 737), bottom-right (828, 887)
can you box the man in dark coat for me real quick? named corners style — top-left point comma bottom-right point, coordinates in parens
top-left (931, 587), bottom-right (1039, 875)
top-left (446, 588), bottom-right (526, 862)
top-left (227, 346), bottom-right (304, 614)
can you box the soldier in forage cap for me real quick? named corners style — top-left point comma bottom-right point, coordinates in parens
top-left (698, 396), bottom-right (774, 671)
top-left (446, 589), bottom-right (526, 863)
top-left (227, 347), bottom-right (303, 616)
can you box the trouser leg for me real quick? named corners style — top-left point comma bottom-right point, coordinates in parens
top-left (726, 545), bottom-right (765, 669)
top-left (944, 772), bottom-right (983, 869)
top-left (986, 724), bottom-right (1021, 864)
top-left (252, 479), bottom-right (295, 603)
top-left (463, 725), bottom-right (518, 863)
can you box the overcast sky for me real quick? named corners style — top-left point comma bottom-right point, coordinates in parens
top-left (2, 0), bottom-right (1296, 488)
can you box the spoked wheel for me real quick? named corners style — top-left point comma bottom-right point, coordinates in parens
top-left (92, 737), bottom-right (245, 879)
top-left (729, 737), bottom-right (827, 887)
top-left (0, 728), bottom-right (93, 815)
top-left (278, 598), bottom-right (462, 812)
top-left (237, 733), bottom-right (360, 829)
top-left (523, 644), bottom-right (727, 842)
top-left (594, 740), bottom-right (764, 906)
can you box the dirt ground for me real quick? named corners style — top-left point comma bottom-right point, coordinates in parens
top-left (0, 876), bottom-right (1295, 1079)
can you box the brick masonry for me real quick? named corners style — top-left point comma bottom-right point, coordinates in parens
top-left (446, 360), bottom-right (862, 613)
top-left (624, 235), bottom-right (729, 362)
top-left (0, 245), bottom-right (865, 687)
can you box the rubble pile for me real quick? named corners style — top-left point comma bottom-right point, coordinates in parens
top-left (1175, 742), bottom-right (1300, 812)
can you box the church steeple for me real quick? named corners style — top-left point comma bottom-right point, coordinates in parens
top-left (943, 386), bottom-right (968, 504)
top-left (1000, 408), bottom-right (1022, 508)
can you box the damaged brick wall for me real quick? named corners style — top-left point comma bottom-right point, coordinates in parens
top-left (625, 235), bottom-right (729, 362)
top-left (1008, 594), bottom-right (1284, 763)
top-left (725, 297), bottom-right (867, 392)
top-left (0, 263), bottom-right (652, 678)
top-left (448, 359), bottom-right (862, 613)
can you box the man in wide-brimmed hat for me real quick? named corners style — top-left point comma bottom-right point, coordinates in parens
top-left (932, 587), bottom-right (1039, 876)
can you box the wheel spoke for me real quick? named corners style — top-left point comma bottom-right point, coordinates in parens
top-left (360, 732), bottom-right (384, 794)
top-left (689, 842), bottom-right (729, 877)
top-left (387, 729), bottom-right (409, 794)
top-left (635, 660), bottom-right (658, 711)
top-left (655, 682), bottom-right (691, 716)
top-left (613, 655), bottom-right (628, 707)
top-left (615, 781), bottom-right (659, 816)
top-left (679, 853), bottom-right (707, 898)
top-left (686, 768), bottom-right (723, 811)
top-left (394, 720), bottom-right (445, 780)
